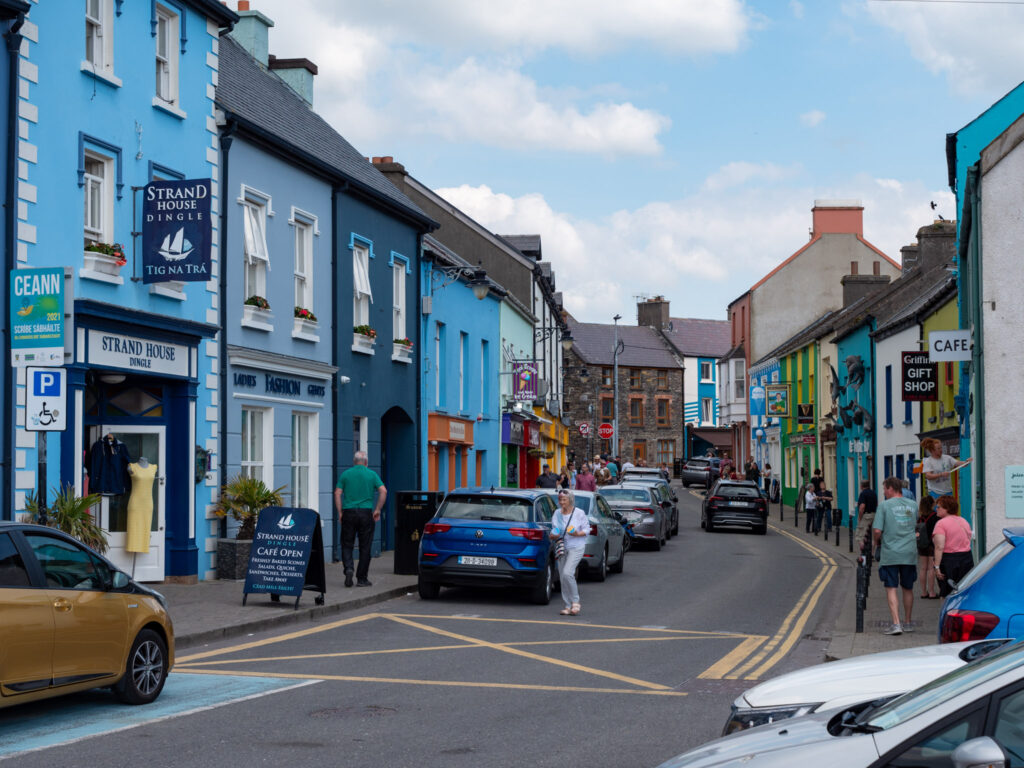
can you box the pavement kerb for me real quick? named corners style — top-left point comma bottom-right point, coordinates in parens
top-left (174, 583), bottom-right (416, 651)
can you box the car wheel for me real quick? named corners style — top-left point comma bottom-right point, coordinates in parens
top-left (592, 546), bottom-right (607, 582)
top-left (757, 523), bottom-right (768, 536)
top-left (609, 541), bottom-right (625, 574)
top-left (706, 515), bottom-right (716, 533)
top-left (114, 629), bottom-right (168, 705)
top-left (672, 516), bottom-right (680, 536)
top-left (665, 521), bottom-right (672, 541)
top-left (530, 559), bottom-right (554, 605)
top-left (418, 579), bottom-right (440, 599)
top-left (651, 533), bottom-right (662, 551)
top-left (700, 512), bottom-right (706, 530)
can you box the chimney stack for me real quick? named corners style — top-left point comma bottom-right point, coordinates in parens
top-left (637, 296), bottom-right (670, 329)
top-left (268, 55), bottom-right (317, 105)
top-left (841, 274), bottom-right (889, 308)
top-left (811, 199), bottom-right (864, 238)
top-left (233, 3), bottom-right (274, 67)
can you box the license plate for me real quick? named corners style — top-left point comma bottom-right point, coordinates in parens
top-left (458, 556), bottom-right (497, 566)
top-left (728, 501), bottom-right (750, 507)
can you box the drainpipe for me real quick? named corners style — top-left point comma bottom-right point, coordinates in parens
top-left (2, 14), bottom-right (24, 520)
top-left (330, 184), bottom-right (339, 560)
top-left (216, 121), bottom-right (235, 539)
top-left (415, 232), bottom-right (423, 491)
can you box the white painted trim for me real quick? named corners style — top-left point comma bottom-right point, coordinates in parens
top-left (228, 350), bottom-right (337, 381)
top-left (79, 61), bottom-right (123, 88)
top-left (233, 392), bottom-right (325, 409)
top-left (237, 183), bottom-right (274, 216)
top-left (150, 281), bottom-right (187, 300)
top-left (152, 97), bottom-right (187, 120)
top-left (74, 389), bottom-right (84, 496)
top-left (189, 400), bottom-right (196, 539)
top-left (288, 206), bottom-right (320, 236)
top-left (79, 267), bottom-right (124, 285)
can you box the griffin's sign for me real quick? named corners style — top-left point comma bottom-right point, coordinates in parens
top-left (902, 351), bottom-right (937, 402)
top-left (141, 179), bottom-right (212, 284)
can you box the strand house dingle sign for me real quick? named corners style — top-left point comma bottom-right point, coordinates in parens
top-left (142, 179), bottom-right (212, 284)
top-left (243, 506), bottom-right (326, 609)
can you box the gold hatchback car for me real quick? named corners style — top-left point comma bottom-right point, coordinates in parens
top-left (0, 521), bottom-right (174, 708)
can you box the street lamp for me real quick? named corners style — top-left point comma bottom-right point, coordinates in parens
top-left (612, 314), bottom-right (624, 457)
top-left (429, 260), bottom-right (490, 300)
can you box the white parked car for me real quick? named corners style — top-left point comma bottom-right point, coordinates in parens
top-left (724, 638), bottom-right (1010, 734)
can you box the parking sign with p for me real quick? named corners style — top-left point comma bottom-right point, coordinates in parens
top-left (25, 366), bottom-right (67, 431)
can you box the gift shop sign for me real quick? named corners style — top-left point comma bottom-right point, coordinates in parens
top-left (901, 351), bottom-right (937, 402)
top-left (142, 179), bottom-right (212, 284)
top-left (88, 330), bottom-right (189, 376)
top-left (10, 267), bottom-right (65, 367)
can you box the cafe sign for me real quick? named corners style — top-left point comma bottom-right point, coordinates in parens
top-left (87, 330), bottom-right (189, 377)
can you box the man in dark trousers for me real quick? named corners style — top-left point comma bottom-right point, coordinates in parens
top-left (333, 450), bottom-right (387, 588)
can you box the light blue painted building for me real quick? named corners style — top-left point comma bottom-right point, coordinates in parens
top-left (11, 0), bottom-right (237, 582)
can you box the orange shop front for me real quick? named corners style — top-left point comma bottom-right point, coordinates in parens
top-left (427, 414), bottom-right (476, 491)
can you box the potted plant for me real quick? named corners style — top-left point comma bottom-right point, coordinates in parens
top-left (83, 242), bottom-right (127, 277)
top-left (353, 324), bottom-right (377, 352)
top-left (213, 475), bottom-right (285, 580)
top-left (243, 295), bottom-right (273, 329)
top-left (294, 306), bottom-right (319, 339)
top-left (392, 336), bottom-right (413, 362)
top-left (24, 485), bottom-right (107, 553)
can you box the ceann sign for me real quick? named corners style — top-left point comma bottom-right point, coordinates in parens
top-left (10, 267), bottom-right (64, 367)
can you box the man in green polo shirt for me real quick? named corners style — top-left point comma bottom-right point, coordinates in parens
top-left (873, 476), bottom-right (919, 635)
top-left (333, 450), bottom-right (387, 587)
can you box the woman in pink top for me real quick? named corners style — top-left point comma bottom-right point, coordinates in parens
top-left (932, 495), bottom-right (974, 598)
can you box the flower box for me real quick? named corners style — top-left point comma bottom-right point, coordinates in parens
top-left (293, 316), bottom-right (320, 341)
top-left (83, 250), bottom-right (124, 276)
top-left (392, 342), bottom-right (413, 362)
top-left (353, 331), bottom-right (376, 353)
top-left (242, 304), bottom-right (274, 331)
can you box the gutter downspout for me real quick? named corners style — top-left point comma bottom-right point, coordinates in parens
top-left (415, 232), bottom-right (423, 496)
top-left (2, 14), bottom-right (24, 520)
top-left (330, 183), bottom-right (339, 560)
top-left (216, 120), bottom-right (235, 539)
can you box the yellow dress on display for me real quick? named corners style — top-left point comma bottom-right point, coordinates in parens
top-left (126, 462), bottom-right (157, 553)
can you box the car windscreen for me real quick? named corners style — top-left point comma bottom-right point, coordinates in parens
top-left (952, 538), bottom-right (1014, 593)
top-left (865, 642), bottom-right (1024, 730)
top-left (601, 488), bottom-right (650, 503)
top-left (438, 496), bottom-right (532, 522)
top-left (716, 486), bottom-right (761, 498)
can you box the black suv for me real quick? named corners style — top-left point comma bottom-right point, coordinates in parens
top-left (701, 479), bottom-right (768, 535)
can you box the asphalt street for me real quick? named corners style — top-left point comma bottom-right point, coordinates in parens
top-left (1, 489), bottom-right (842, 768)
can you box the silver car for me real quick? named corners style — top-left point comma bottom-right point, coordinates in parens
top-left (568, 491), bottom-right (628, 580)
top-left (656, 639), bottom-right (1024, 768)
top-left (599, 486), bottom-right (668, 550)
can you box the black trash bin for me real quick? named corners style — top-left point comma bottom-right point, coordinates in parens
top-left (394, 491), bottom-right (443, 575)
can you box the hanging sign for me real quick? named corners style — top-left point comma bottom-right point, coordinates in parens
top-left (141, 178), bottom-right (212, 284)
top-left (243, 507), bottom-right (326, 608)
top-left (10, 267), bottom-right (64, 367)
top-left (766, 384), bottom-right (791, 418)
top-left (902, 351), bottom-right (938, 401)
top-left (512, 361), bottom-right (538, 402)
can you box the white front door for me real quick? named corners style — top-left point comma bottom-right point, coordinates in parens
top-left (100, 425), bottom-right (166, 582)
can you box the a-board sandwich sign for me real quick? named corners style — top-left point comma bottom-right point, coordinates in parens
top-left (242, 506), bottom-right (326, 607)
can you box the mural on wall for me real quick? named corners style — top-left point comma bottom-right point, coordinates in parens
top-left (830, 357), bottom-right (874, 437)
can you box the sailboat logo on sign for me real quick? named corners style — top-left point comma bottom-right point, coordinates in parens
top-left (158, 227), bottom-right (194, 261)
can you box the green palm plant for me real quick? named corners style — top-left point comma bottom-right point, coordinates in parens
top-left (25, 485), bottom-right (107, 553)
top-left (214, 475), bottom-right (285, 540)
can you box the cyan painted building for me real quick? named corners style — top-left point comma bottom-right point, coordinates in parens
top-left (11, 0), bottom-right (237, 583)
top-left (833, 323), bottom-right (875, 523)
top-left (420, 235), bottom-right (503, 492)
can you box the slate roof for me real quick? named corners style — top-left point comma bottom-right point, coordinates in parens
top-left (500, 235), bottom-right (541, 259)
top-left (567, 317), bottom-right (681, 368)
top-left (422, 234), bottom-right (507, 299)
top-left (872, 270), bottom-right (957, 340)
top-left (662, 317), bottom-right (731, 358)
top-left (830, 265), bottom-right (952, 344)
top-left (216, 36), bottom-right (433, 228)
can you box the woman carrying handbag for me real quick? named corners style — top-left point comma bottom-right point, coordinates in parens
top-left (551, 489), bottom-right (589, 616)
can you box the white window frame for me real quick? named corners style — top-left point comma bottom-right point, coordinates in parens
top-left (293, 219), bottom-right (313, 314)
top-left (391, 261), bottom-right (406, 342)
top-left (733, 360), bottom-right (746, 401)
top-left (84, 0), bottom-right (115, 77)
top-left (240, 407), bottom-right (273, 483)
top-left (480, 340), bottom-right (488, 416)
top-left (154, 5), bottom-right (180, 107)
top-left (83, 150), bottom-right (113, 247)
top-left (700, 361), bottom-right (713, 382)
top-left (434, 324), bottom-right (442, 408)
top-left (701, 397), bottom-right (713, 424)
top-left (353, 242), bottom-right (372, 327)
top-left (353, 416), bottom-right (367, 454)
top-left (458, 332), bottom-right (466, 413)
top-left (242, 200), bottom-right (270, 302)
top-left (290, 411), bottom-right (318, 509)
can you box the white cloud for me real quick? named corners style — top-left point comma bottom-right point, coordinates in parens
top-left (790, 1), bottom-right (805, 20)
top-left (259, 0), bottom-right (754, 56)
top-left (800, 109), bottom-right (826, 128)
top-left (437, 168), bottom-right (955, 322)
top-left (702, 161), bottom-right (802, 192)
top-left (865, 1), bottom-right (1024, 96)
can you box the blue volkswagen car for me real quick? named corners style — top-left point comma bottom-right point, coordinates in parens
top-left (417, 488), bottom-right (557, 604)
top-left (939, 527), bottom-right (1024, 642)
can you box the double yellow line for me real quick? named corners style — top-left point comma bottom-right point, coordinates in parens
top-left (699, 525), bottom-right (837, 681)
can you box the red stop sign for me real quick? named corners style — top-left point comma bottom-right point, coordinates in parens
top-left (597, 423), bottom-right (614, 439)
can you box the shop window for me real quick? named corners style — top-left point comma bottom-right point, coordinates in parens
top-left (351, 234), bottom-right (374, 328)
top-left (656, 370), bottom-right (669, 390)
top-left (291, 412), bottom-right (317, 508)
top-left (629, 397), bottom-right (643, 427)
top-left (601, 367), bottom-right (613, 387)
top-left (242, 200), bottom-right (270, 302)
top-left (629, 369), bottom-right (642, 389)
top-left (657, 440), bottom-right (675, 466)
top-left (154, 5), bottom-right (180, 108)
top-left (241, 408), bottom-right (272, 483)
top-left (656, 398), bottom-right (670, 426)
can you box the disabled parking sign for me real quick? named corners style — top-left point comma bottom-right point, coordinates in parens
top-left (25, 367), bottom-right (66, 431)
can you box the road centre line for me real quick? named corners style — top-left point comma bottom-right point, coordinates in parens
top-left (174, 668), bottom-right (688, 697)
top-left (386, 614), bottom-right (673, 691)
top-left (178, 635), bottom-right (726, 668)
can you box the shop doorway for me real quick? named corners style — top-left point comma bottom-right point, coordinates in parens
top-left (100, 424), bottom-right (166, 582)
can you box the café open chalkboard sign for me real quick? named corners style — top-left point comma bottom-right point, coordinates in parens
top-left (242, 506), bottom-right (326, 609)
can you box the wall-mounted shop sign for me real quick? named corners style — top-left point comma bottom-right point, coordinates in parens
top-left (501, 414), bottom-right (524, 445)
top-left (1006, 466), bottom-right (1024, 519)
top-left (512, 361), bottom-right (538, 402)
top-left (233, 371), bottom-right (328, 399)
top-left (11, 267), bottom-right (65, 367)
top-left (449, 420), bottom-right (466, 442)
top-left (142, 178), bottom-right (212, 284)
top-left (88, 330), bottom-right (189, 377)
top-left (901, 351), bottom-right (938, 401)
top-left (929, 330), bottom-right (972, 362)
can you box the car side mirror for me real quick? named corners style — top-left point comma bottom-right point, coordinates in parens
top-left (951, 737), bottom-right (1007, 768)
top-left (111, 571), bottom-right (131, 590)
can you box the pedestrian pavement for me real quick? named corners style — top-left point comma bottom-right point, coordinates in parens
top-left (160, 550), bottom-right (417, 651)
top-left (766, 501), bottom-right (944, 661)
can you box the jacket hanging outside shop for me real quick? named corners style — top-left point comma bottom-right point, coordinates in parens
top-left (89, 437), bottom-right (133, 496)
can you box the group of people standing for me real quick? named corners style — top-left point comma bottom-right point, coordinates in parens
top-left (536, 455), bottom-right (670, 491)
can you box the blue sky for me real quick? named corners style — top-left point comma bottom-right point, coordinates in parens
top-left (255, 0), bottom-right (1024, 322)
